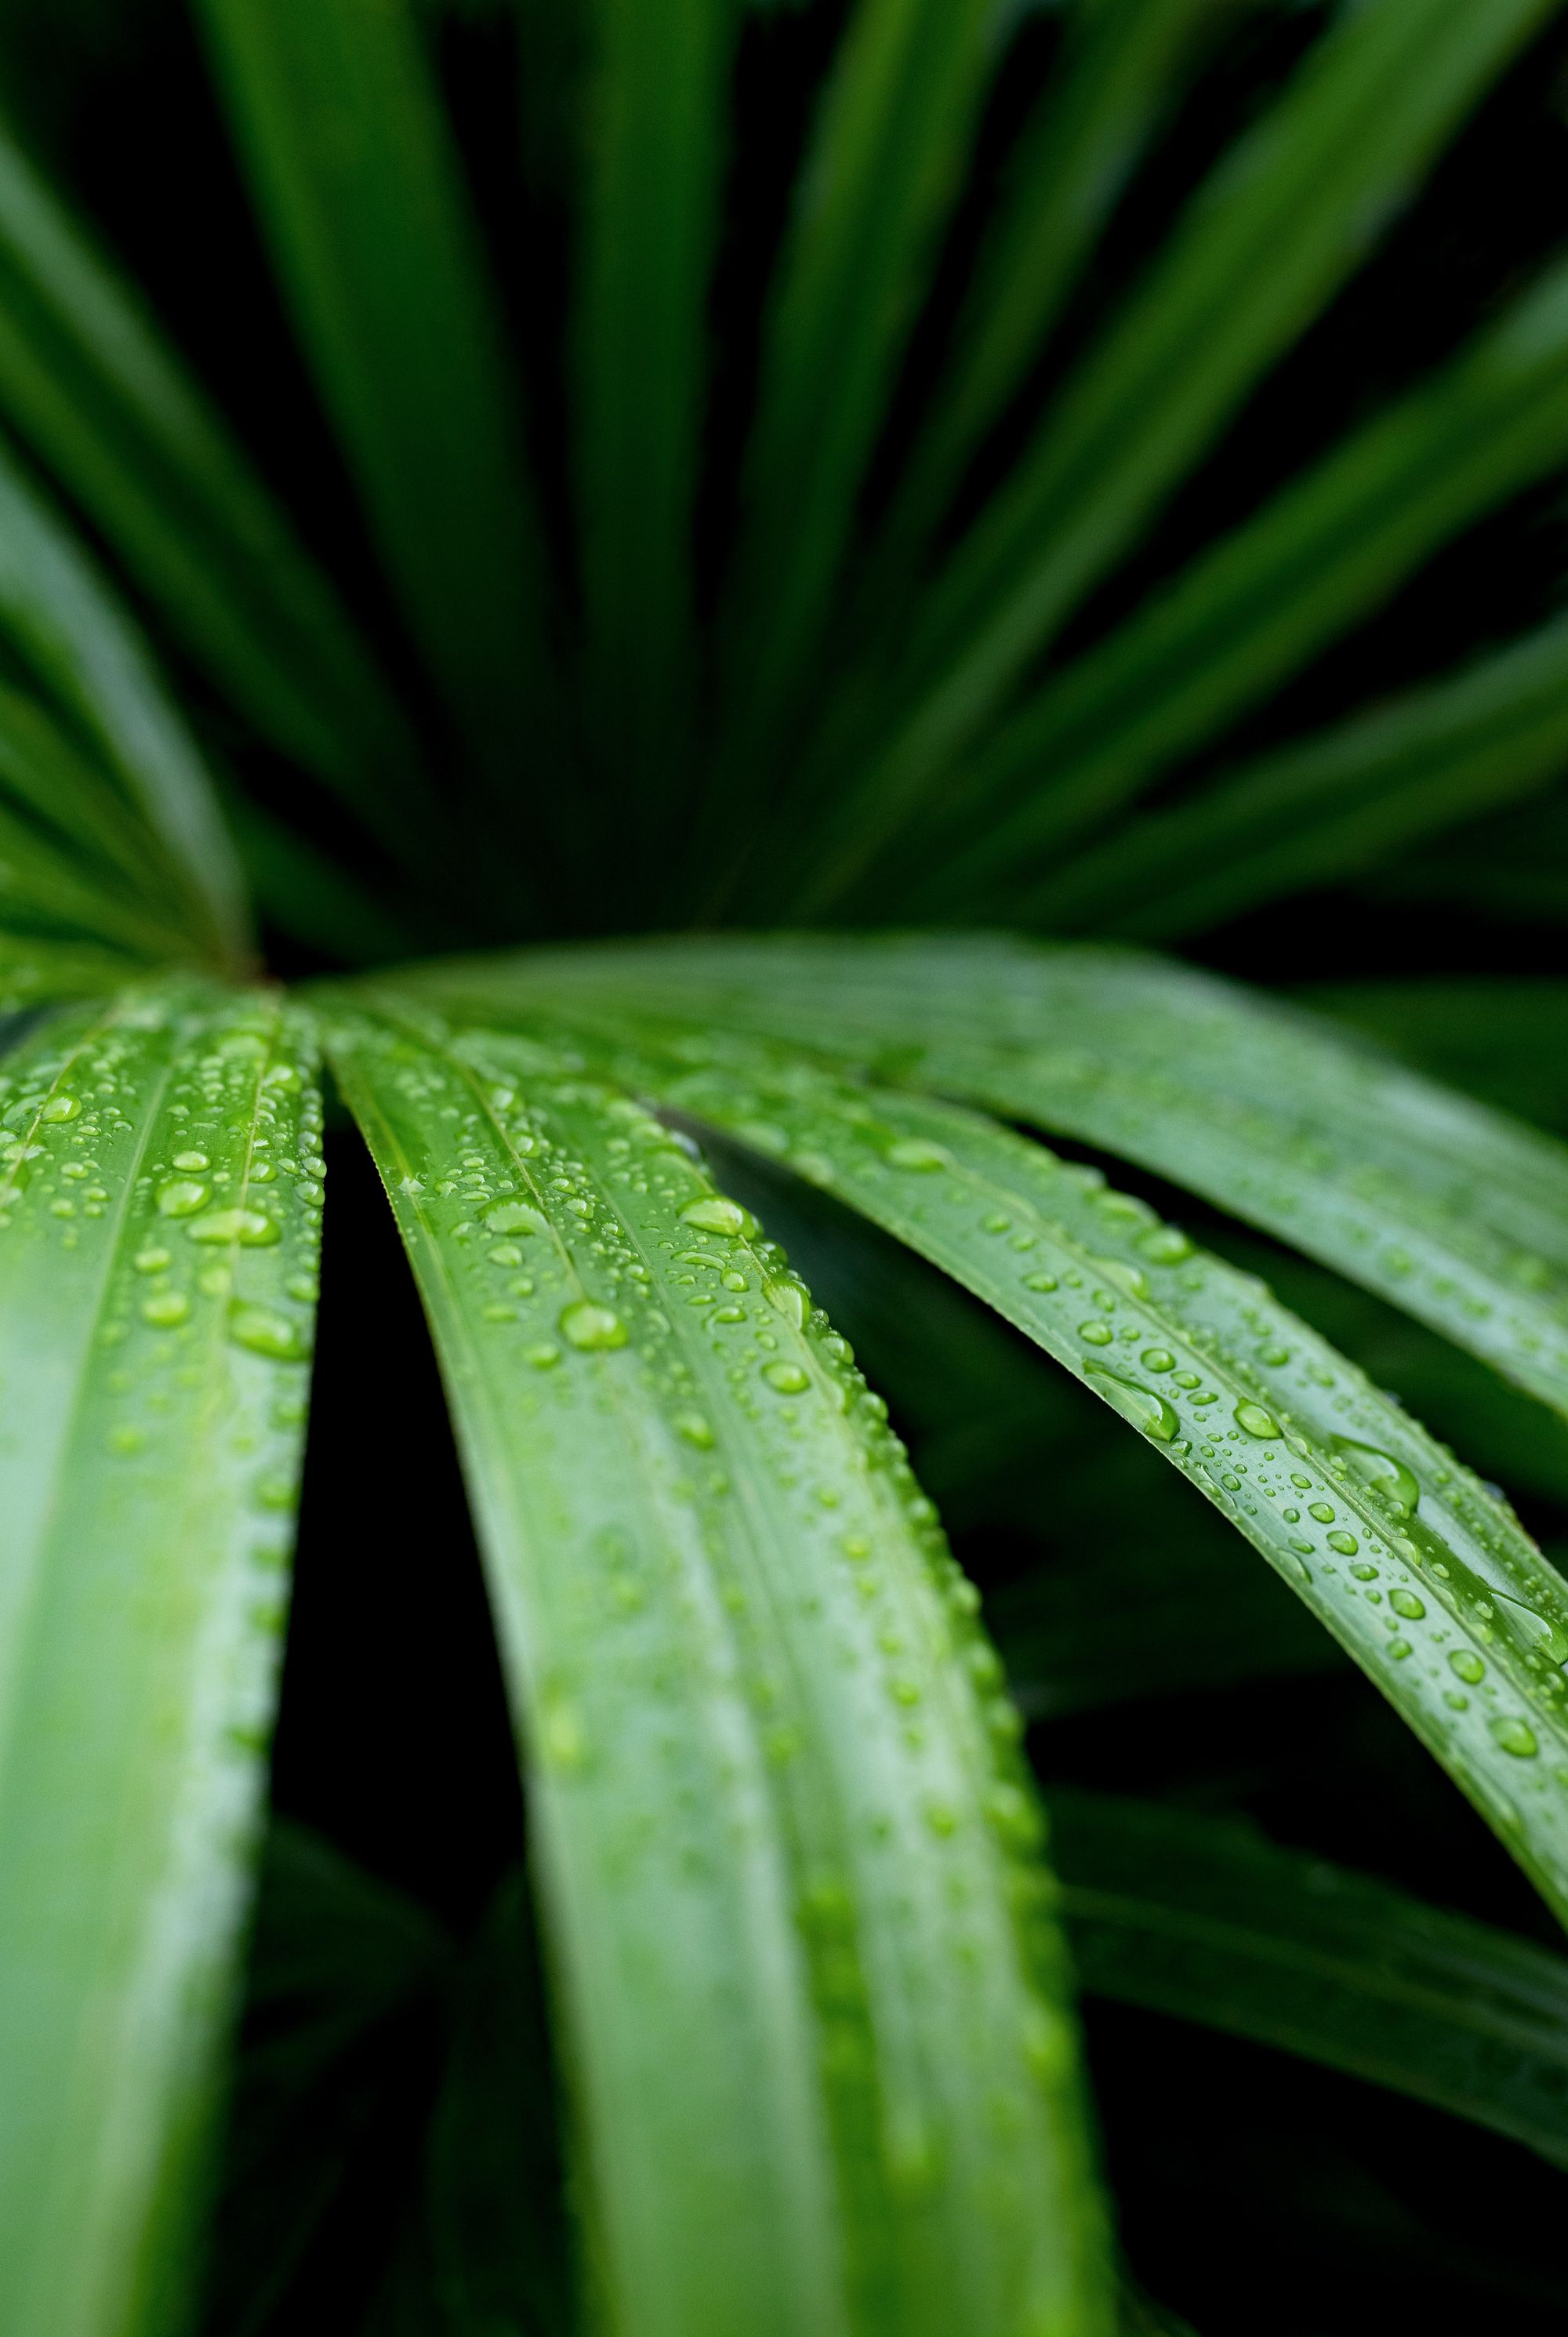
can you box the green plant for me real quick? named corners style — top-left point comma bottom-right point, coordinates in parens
top-left (3, 0), bottom-right (1568, 2329)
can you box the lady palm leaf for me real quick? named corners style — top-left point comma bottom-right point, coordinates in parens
top-left (1, 0), bottom-right (1567, 2329)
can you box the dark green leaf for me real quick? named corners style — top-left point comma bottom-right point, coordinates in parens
top-left (194, 0), bottom-right (564, 811)
top-left (0, 112), bottom-right (416, 833)
top-left (1051, 1787), bottom-right (1568, 2167)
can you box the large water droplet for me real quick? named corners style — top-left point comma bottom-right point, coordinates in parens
top-left (1235, 1401), bottom-right (1282, 1439)
top-left (158, 1178), bottom-right (209, 1217)
top-left (486, 1201), bottom-right (545, 1236)
top-left (188, 1207), bottom-right (278, 1247)
top-left (1490, 1716), bottom-right (1538, 1759)
top-left (228, 1302), bottom-right (310, 1362)
top-left (764, 1360), bottom-right (809, 1395)
top-left (1084, 1366), bottom-right (1178, 1442)
top-left (559, 1301), bottom-right (627, 1352)
top-left (1330, 1437), bottom-right (1420, 1518)
top-left (141, 1289), bottom-right (191, 1328)
top-left (680, 1196), bottom-right (752, 1236)
top-left (884, 1138), bottom-right (949, 1172)
top-left (1450, 1649), bottom-right (1486, 1685)
top-left (40, 1094), bottom-right (79, 1123)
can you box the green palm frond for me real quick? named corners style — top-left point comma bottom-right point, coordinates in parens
top-left (3, 2), bottom-right (1568, 2330)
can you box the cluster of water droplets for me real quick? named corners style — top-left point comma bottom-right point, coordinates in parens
top-left (357, 1012), bottom-right (1083, 2158)
top-left (549, 1016), bottom-right (1568, 1905)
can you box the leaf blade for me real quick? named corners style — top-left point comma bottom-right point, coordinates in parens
top-left (194, 0), bottom-right (564, 808)
top-left (0, 110), bottom-right (415, 829)
top-left (462, 936), bottom-right (1568, 1426)
top-left (0, 981), bottom-right (322, 2337)
top-left (408, 984), bottom-right (1568, 1935)
top-left (1051, 1788), bottom-right (1568, 2168)
top-left (321, 990), bottom-right (1112, 2337)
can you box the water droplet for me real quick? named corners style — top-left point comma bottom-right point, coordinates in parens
top-left (1235, 1401), bottom-right (1282, 1439)
top-left (40, 1094), bottom-right (79, 1123)
top-left (885, 1138), bottom-right (949, 1171)
top-left (559, 1301), bottom-right (627, 1352)
top-left (1390, 1588), bottom-right (1425, 1619)
top-left (1258, 1343), bottom-right (1292, 1367)
top-left (172, 1149), bottom-right (209, 1171)
top-left (526, 1342), bottom-right (560, 1370)
top-left (764, 1360), bottom-right (809, 1394)
top-left (1330, 1438), bottom-right (1420, 1518)
top-left (679, 1196), bottom-right (752, 1236)
top-left (1142, 1348), bottom-right (1175, 1373)
top-left (228, 1302), bottom-right (310, 1362)
top-left (140, 1290), bottom-right (191, 1327)
top-left (842, 1535), bottom-right (872, 1562)
top-left (1084, 1366), bottom-right (1179, 1442)
top-left (485, 1201), bottom-right (544, 1236)
top-left (1491, 1716), bottom-right (1538, 1759)
top-left (1088, 1254), bottom-right (1149, 1299)
top-left (1023, 1270), bottom-right (1058, 1292)
top-left (1078, 1320), bottom-right (1114, 1347)
top-left (766, 1279), bottom-right (810, 1329)
top-left (674, 1410), bottom-right (715, 1448)
top-left (1327, 1531), bottom-right (1359, 1557)
top-left (188, 1207), bottom-right (279, 1247)
top-left (158, 1178), bottom-right (209, 1217)
top-left (1450, 1650), bottom-right (1486, 1685)
top-left (1172, 1370), bottom-right (1201, 1391)
top-left (1137, 1226), bottom-right (1192, 1264)
top-left (133, 1246), bottom-right (172, 1275)
top-left (1308, 1503), bottom-right (1335, 1524)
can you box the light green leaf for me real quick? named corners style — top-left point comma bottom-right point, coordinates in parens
top-left (575, 0), bottom-right (735, 815)
top-left (1028, 609), bottom-right (1568, 938)
top-left (794, 0), bottom-right (1555, 902)
top-left (719, 0), bottom-right (995, 768)
top-left (321, 992), bottom-right (1112, 2337)
top-left (0, 678), bottom-right (197, 915)
top-left (401, 982), bottom-right (1568, 1933)
top-left (0, 438), bottom-right (245, 963)
top-left (882, 0), bottom-right (1232, 570)
top-left (1050, 1788), bottom-right (1568, 2167)
top-left (0, 111), bottom-right (415, 829)
top-left (0, 980), bottom-right (321, 2337)
top-left (460, 936), bottom-right (1568, 1424)
top-left (194, 0), bottom-right (564, 811)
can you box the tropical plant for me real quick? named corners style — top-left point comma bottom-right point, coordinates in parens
top-left (3, 0), bottom-right (1568, 2330)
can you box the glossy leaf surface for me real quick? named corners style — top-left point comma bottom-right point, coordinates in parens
top-left (322, 992), bottom-right (1111, 2337)
top-left (466, 937), bottom-right (1568, 1424)
top-left (0, 981), bottom-right (321, 2336)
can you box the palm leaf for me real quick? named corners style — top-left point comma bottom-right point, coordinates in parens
top-left (193, 0), bottom-right (564, 816)
top-left (931, 259), bottom-right (1568, 912)
top-left (1034, 612), bottom-right (1568, 938)
top-left (574, 0), bottom-right (734, 818)
top-left (0, 440), bottom-right (245, 963)
top-left (438, 994), bottom-right (1568, 1929)
top-left (881, 0), bottom-right (1233, 569)
top-left (321, 990), bottom-right (1112, 2337)
top-left (0, 111), bottom-right (415, 834)
top-left (463, 936), bottom-right (1568, 1422)
top-left (0, 980), bottom-right (320, 2336)
top-left (0, 927), bottom-right (143, 1009)
top-left (1051, 1788), bottom-right (1568, 2168)
top-left (1303, 979), bottom-right (1568, 1142)
top-left (807, 0), bottom-right (1553, 879)
top-left (719, 0), bottom-right (996, 767)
